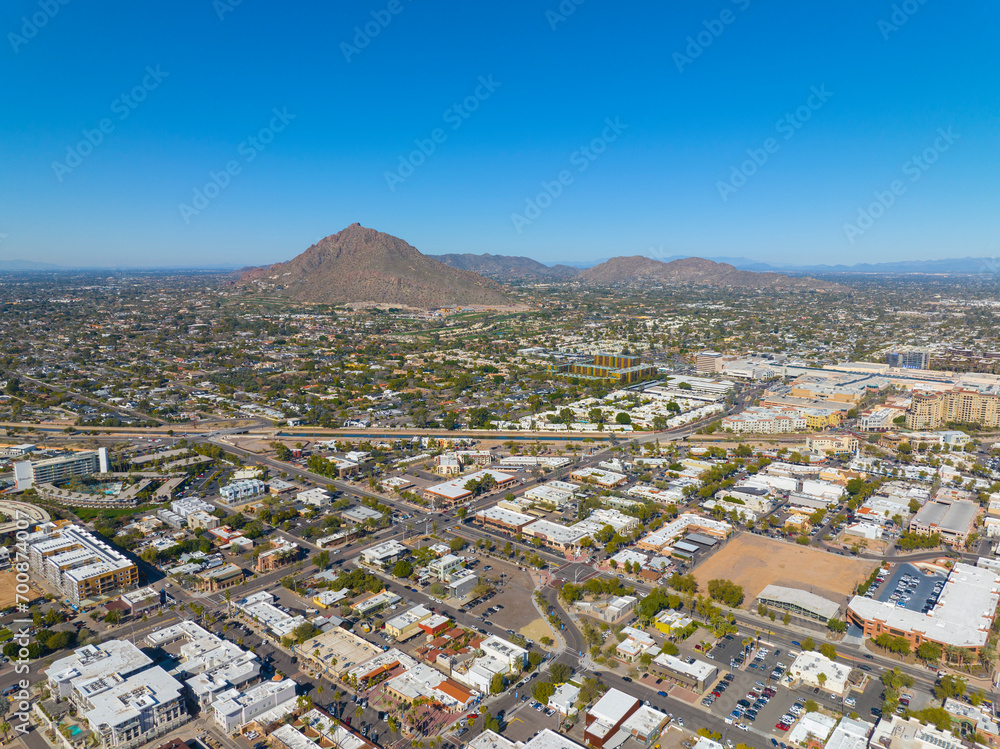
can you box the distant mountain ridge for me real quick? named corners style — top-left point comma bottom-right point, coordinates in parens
top-left (238, 223), bottom-right (511, 308)
top-left (575, 255), bottom-right (845, 291)
top-left (432, 253), bottom-right (580, 281)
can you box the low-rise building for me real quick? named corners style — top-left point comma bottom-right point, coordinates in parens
top-left (384, 605), bottom-right (434, 641)
top-left (755, 585), bottom-right (840, 623)
top-left (788, 651), bottom-right (851, 695)
top-left (649, 653), bottom-right (718, 691)
top-left (584, 688), bottom-right (640, 748)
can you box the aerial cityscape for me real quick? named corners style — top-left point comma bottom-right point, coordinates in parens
top-left (2, 7), bottom-right (1000, 749)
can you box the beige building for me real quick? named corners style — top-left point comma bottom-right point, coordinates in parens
top-left (907, 388), bottom-right (1000, 429)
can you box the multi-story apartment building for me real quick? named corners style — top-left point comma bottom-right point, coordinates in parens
top-left (220, 479), bottom-right (267, 504)
top-left (26, 522), bottom-right (138, 606)
top-left (907, 387), bottom-right (1000, 429)
top-left (82, 667), bottom-right (188, 749)
top-left (13, 447), bottom-right (108, 490)
top-left (45, 640), bottom-right (188, 749)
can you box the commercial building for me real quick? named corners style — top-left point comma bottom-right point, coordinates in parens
top-left (696, 351), bottom-right (724, 374)
top-left (909, 497), bottom-right (979, 546)
top-left (584, 688), bottom-right (640, 748)
top-left (649, 653), bottom-right (718, 692)
top-left (255, 540), bottom-right (299, 572)
top-left (297, 488), bottom-right (332, 507)
top-left (384, 605), bottom-right (434, 641)
top-left (25, 522), bottom-right (139, 606)
top-left (359, 540), bottom-right (408, 568)
top-left (474, 506), bottom-right (535, 534)
top-left (570, 467), bottom-right (627, 488)
top-left (423, 470), bottom-right (517, 508)
top-left (824, 717), bottom-right (873, 749)
top-left (13, 447), bottom-right (108, 490)
top-left (869, 714), bottom-right (965, 749)
top-left (755, 585), bottom-right (840, 623)
top-left (847, 562), bottom-right (1000, 657)
top-left (295, 627), bottom-right (382, 681)
top-left (806, 434), bottom-right (860, 454)
top-left (196, 563), bottom-right (244, 591)
top-left (788, 651), bottom-right (851, 695)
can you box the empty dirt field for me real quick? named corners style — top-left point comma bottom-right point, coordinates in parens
top-left (692, 533), bottom-right (876, 606)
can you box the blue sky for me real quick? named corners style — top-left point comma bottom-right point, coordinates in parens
top-left (1, 1), bottom-right (997, 267)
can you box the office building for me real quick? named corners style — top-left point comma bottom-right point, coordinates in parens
top-left (847, 562), bottom-right (1000, 657)
top-left (885, 348), bottom-right (930, 370)
top-left (13, 448), bottom-right (108, 490)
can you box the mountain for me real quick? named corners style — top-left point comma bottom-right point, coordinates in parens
top-left (238, 224), bottom-right (511, 308)
top-left (0, 259), bottom-right (66, 271)
top-left (763, 256), bottom-right (1000, 274)
top-left (575, 256), bottom-right (845, 291)
top-left (432, 253), bottom-right (580, 282)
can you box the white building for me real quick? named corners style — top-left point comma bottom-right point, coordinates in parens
top-left (81, 666), bottom-right (188, 749)
top-left (46, 641), bottom-right (153, 703)
top-left (220, 479), bottom-right (266, 504)
top-left (297, 488), bottom-right (332, 507)
top-left (212, 678), bottom-right (297, 733)
top-left (788, 651), bottom-right (851, 695)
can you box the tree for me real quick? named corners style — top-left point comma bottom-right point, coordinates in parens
top-left (934, 674), bottom-right (966, 702)
top-left (802, 637), bottom-right (815, 651)
top-left (706, 579), bottom-right (744, 607)
top-left (392, 559), bottom-right (414, 578)
top-left (819, 643), bottom-right (837, 660)
top-left (916, 641), bottom-right (942, 662)
top-left (312, 550), bottom-right (330, 570)
top-left (532, 681), bottom-right (556, 703)
top-left (827, 617), bottom-right (847, 633)
top-left (449, 537), bottom-right (466, 553)
top-left (490, 673), bottom-right (505, 695)
top-left (615, 412), bottom-right (631, 425)
top-left (549, 662), bottom-right (572, 684)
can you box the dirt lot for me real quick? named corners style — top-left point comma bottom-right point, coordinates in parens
top-left (0, 570), bottom-right (23, 608)
top-left (692, 533), bottom-right (876, 606)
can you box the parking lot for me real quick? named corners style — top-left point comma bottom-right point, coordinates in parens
top-left (868, 563), bottom-right (946, 614)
